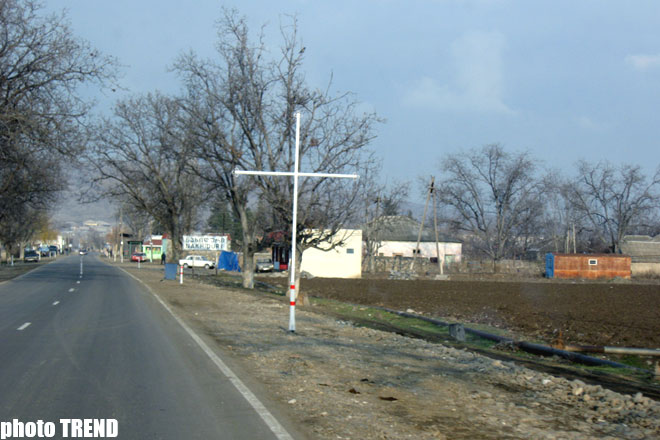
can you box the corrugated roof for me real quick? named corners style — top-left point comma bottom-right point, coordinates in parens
top-left (363, 215), bottom-right (460, 243)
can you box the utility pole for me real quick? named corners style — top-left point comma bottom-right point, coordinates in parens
top-left (119, 205), bottom-right (124, 263)
top-left (431, 179), bottom-right (443, 275)
top-left (411, 177), bottom-right (434, 272)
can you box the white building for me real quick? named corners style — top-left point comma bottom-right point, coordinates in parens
top-left (363, 216), bottom-right (462, 264)
top-left (300, 229), bottom-right (362, 279)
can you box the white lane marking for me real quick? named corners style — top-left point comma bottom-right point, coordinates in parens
top-left (122, 270), bottom-right (295, 440)
top-left (76, 281), bottom-right (80, 284)
top-left (53, 301), bottom-right (60, 306)
top-left (17, 322), bottom-right (31, 331)
top-left (68, 288), bottom-right (75, 292)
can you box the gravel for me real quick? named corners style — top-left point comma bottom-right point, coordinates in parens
top-left (123, 264), bottom-right (660, 440)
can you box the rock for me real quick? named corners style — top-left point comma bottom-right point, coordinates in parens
top-left (288, 399), bottom-right (297, 404)
top-left (572, 387), bottom-right (584, 396)
top-left (449, 323), bottom-right (466, 342)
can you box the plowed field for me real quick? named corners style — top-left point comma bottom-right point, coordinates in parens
top-left (287, 278), bottom-right (660, 349)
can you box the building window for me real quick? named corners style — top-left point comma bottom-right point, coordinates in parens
top-left (346, 248), bottom-right (354, 254)
top-left (588, 259), bottom-right (598, 266)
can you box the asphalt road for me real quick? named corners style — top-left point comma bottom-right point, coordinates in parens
top-left (0, 254), bottom-right (293, 439)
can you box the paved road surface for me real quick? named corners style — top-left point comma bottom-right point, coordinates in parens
top-left (0, 254), bottom-right (294, 439)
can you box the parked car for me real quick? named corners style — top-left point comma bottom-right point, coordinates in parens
top-left (178, 255), bottom-right (215, 269)
top-left (49, 245), bottom-right (58, 254)
top-left (256, 258), bottom-right (274, 273)
top-left (38, 246), bottom-right (50, 257)
top-left (24, 250), bottom-right (40, 263)
top-left (79, 248), bottom-right (88, 255)
top-left (131, 252), bottom-right (147, 262)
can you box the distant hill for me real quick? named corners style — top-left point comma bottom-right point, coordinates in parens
top-left (53, 192), bottom-right (116, 227)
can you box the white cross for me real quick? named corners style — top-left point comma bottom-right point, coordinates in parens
top-left (234, 112), bottom-right (358, 332)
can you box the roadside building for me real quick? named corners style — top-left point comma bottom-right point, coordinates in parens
top-left (545, 253), bottom-right (631, 279)
top-left (300, 229), bottom-right (362, 279)
top-left (363, 215), bottom-right (462, 263)
top-left (143, 235), bottom-right (164, 262)
top-left (266, 229), bottom-right (363, 278)
top-left (620, 235), bottom-right (660, 276)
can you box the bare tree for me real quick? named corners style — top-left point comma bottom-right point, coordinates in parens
top-left (568, 161), bottom-right (660, 253)
top-left (437, 144), bottom-right (543, 263)
top-left (0, 0), bottom-right (116, 251)
top-left (175, 10), bottom-right (380, 297)
top-left (0, 205), bottom-right (45, 261)
top-left (361, 170), bottom-right (410, 273)
top-left (86, 93), bottom-right (204, 259)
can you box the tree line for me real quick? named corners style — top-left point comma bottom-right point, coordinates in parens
top-left (435, 144), bottom-right (660, 261)
top-left (0, 3), bottom-right (392, 302)
top-left (83, 10), bottom-right (388, 304)
top-left (0, 0), bottom-right (116, 259)
top-left (2, 1), bottom-right (659, 297)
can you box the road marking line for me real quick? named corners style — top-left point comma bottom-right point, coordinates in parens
top-left (68, 288), bottom-right (75, 292)
top-left (53, 301), bottom-right (60, 306)
top-left (122, 269), bottom-right (295, 440)
top-left (17, 322), bottom-right (31, 331)
top-left (76, 281), bottom-right (80, 284)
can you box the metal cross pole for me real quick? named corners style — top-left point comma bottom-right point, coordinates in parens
top-left (234, 112), bottom-right (358, 332)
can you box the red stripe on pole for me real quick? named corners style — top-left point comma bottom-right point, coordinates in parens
top-left (290, 285), bottom-right (295, 290)
top-left (290, 301), bottom-right (296, 306)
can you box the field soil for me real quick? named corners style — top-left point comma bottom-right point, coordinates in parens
top-left (115, 261), bottom-right (659, 439)
top-left (271, 277), bottom-right (660, 349)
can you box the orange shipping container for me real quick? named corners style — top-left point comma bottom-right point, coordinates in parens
top-left (545, 253), bottom-right (631, 280)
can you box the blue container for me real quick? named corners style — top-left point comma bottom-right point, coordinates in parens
top-left (545, 253), bottom-right (554, 278)
top-left (164, 263), bottom-right (178, 280)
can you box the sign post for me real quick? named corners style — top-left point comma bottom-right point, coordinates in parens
top-left (234, 112), bottom-right (358, 332)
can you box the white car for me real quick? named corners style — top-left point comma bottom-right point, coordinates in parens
top-left (178, 255), bottom-right (215, 269)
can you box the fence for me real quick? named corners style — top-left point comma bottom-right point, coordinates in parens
top-left (364, 256), bottom-right (544, 277)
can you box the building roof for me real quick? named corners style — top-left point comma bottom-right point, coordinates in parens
top-left (621, 235), bottom-right (660, 258)
top-left (363, 215), bottom-right (460, 243)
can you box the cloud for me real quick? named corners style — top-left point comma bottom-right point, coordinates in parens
top-left (625, 54), bottom-right (660, 71)
top-left (403, 30), bottom-right (514, 114)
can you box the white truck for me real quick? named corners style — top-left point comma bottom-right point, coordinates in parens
top-left (178, 255), bottom-right (215, 269)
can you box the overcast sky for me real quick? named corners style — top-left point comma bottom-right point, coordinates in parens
top-left (48, 0), bottom-right (660, 189)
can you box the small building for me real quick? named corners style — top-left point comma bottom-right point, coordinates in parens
top-left (620, 235), bottom-right (660, 276)
top-left (363, 216), bottom-right (462, 263)
top-left (545, 253), bottom-right (631, 279)
top-left (143, 235), bottom-right (164, 262)
top-left (266, 229), bottom-right (362, 278)
top-left (300, 229), bottom-right (362, 279)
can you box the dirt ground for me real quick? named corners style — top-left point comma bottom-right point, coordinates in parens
top-left (115, 262), bottom-right (659, 439)
top-left (266, 277), bottom-right (660, 349)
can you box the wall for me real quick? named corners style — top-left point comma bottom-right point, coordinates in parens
top-left (300, 230), bottom-right (362, 279)
top-left (376, 241), bottom-right (462, 262)
top-left (631, 262), bottom-right (660, 277)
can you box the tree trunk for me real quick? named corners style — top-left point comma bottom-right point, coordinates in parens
top-left (168, 229), bottom-right (183, 261)
top-left (237, 205), bottom-right (255, 289)
top-left (294, 245), bottom-right (310, 306)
